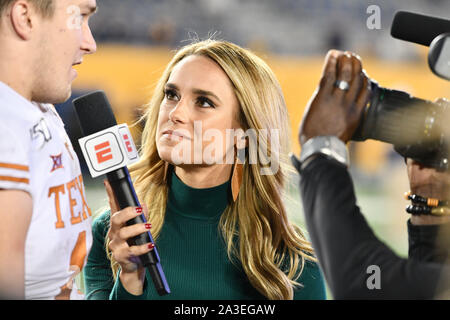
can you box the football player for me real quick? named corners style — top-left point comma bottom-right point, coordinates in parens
top-left (0, 0), bottom-right (97, 299)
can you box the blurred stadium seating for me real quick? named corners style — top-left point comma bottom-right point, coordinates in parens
top-left (88, 0), bottom-right (450, 56)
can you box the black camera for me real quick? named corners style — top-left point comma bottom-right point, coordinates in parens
top-left (351, 12), bottom-right (450, 171)
top-left (352, 81), bottom-right (449, 171)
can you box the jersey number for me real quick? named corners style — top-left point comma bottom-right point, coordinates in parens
top-left (55, 231), bottom-right (86, 300)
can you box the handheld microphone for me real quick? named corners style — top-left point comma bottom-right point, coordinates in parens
top-left (73, 91), bottom-right (170, 296)
top-left (391, 11), bottom-right (450, 46)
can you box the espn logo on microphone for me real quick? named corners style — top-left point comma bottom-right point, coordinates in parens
top-left (78, 124), bottom-right (139, 178)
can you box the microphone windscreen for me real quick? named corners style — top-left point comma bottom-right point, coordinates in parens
top-left (391, 11), bottom-right (450, 46)
top-left (72, 91), bottom-right (117, 136)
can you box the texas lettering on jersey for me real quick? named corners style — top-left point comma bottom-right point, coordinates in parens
top-left (0, 82), bottom-right (93, 300)
top-left (46, 141), bottom-right (92, 300)
top-left (49, 174), bottom-right (91, 229)
top-left (48, 172), bottom-right (92, 300)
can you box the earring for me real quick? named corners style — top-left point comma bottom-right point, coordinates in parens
top-left (231, 150), bottom-right (244, 202)
top-left (162, 161), bottom-right (170, 182)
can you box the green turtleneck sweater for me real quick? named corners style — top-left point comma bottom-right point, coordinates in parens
top-left (83, 171), bottom-right (326, 300)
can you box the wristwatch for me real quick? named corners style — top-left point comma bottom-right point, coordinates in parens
top-left (291, 136), bottom-right (349, 172)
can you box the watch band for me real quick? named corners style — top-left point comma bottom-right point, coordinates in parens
top-left (300, 136), bottom-right (349, 167)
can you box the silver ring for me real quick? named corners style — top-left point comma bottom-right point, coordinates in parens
top-left (335, 80), bottom-right (350, 91)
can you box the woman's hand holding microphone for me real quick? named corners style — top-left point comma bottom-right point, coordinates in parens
top-left (104, 180), bottom-right (154, 296)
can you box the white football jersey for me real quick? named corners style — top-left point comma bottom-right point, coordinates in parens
top-left (0, 81), bottom-right (92, 300)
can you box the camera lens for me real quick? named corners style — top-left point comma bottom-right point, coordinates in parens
top-left (352, 80), bottom-right (448, 170)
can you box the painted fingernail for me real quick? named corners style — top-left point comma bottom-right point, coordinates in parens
top-left (148, 243), bottom-right (155, 249)
top-left (136, 207), bottom-right (143, 214)
top-left (145, 223), bottom-right (152, 229)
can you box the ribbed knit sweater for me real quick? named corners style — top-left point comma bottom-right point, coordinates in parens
top-left (83, 171), bottom-right (326, 300)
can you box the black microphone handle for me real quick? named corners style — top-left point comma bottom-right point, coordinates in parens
top-left (106, 168), bottom-right (170, 296)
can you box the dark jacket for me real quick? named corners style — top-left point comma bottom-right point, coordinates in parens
top-left (293, 154), bottom-right (450, 299)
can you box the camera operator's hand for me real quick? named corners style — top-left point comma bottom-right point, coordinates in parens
top-left (407, 159), bottom-right (450, 226)
top-left (407, 98), bottom-right (450, 226)
top-left (299, 50), bottom-right (371, 146)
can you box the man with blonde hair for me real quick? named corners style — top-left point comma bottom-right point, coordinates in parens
top-left (0, 0), bottom-right (97, 299)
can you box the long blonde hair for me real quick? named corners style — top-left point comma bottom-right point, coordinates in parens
top-left (106, 39), bottom-right (316, 300)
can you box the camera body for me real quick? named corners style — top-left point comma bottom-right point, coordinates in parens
top-left (350, 26), bottom-right (450, 171)
top-left (352, 81), bottom-right (449, 171)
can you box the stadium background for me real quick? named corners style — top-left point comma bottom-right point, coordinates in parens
top-left (58, 0), bottom-right (450, 298)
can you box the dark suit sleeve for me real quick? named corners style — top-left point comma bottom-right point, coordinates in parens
top-left (408, 219), bottom-right (450, 264)
top-left (297, 155), bottom-right (450, 299)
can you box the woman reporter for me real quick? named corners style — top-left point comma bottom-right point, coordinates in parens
top-left (83, 39), bottom-right (326, 300)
